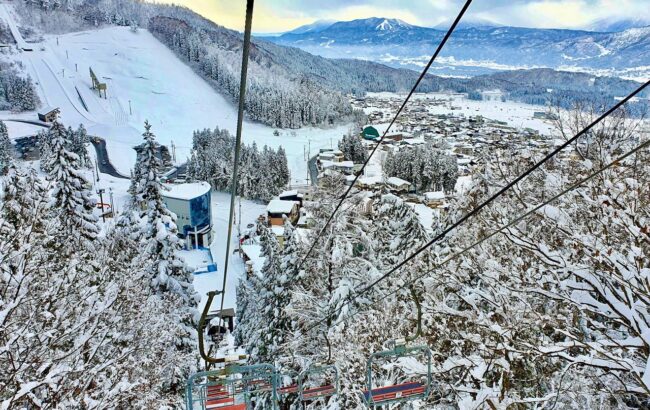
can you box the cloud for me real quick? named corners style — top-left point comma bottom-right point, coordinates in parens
top-left (154, 0), bottom-right (650, 32)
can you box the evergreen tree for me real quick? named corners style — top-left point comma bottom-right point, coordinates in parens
top-left (37, 129), bottom-right (53, 173)
top-left (135, 120), bottom-right (199, 392)
top-left (0, 120), bottom-right (12, 174)
top-left (70, 124), bottom-right (91, 168)
top-left (47, 120), bottom-right (99, 242)
top-left (338, 133), bottom-right (368, 163)
top-left (0, 164), bottom-right (46, 239)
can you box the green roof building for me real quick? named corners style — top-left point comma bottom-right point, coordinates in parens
top-left (362, 126), bottom-right (380, 141)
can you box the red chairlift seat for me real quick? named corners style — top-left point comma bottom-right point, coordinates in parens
top-left (363, 381), bottom-right (426, 404)
top-left (301, 384), bottom-right (336, 400)
top-left (207, 404), bottom-right (245, 410)
top-left (246, 378), bottom-right (273, 391)
top-left (207, 385), bottom-right (228, 397)
top-left (277, 384), bottom-right (299, 395)
top-left (205, 396), bottom-right (235, 409)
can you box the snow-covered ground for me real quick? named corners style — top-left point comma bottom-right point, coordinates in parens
top-left (2, 11), bottom-right (349, 184)
top-left (366, 92), bottom-right (556, 135)
top-left (193, 192), bottom-right (267, 313)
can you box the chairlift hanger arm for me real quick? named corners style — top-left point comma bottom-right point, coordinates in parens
top-left (198, 0), bottom-right (255, 364)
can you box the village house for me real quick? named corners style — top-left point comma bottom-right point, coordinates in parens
top-left (38, 106), bottom-right (60, 123)
top-left (318, 149), bottom-right (345, 163)
top-left (362, 125), bottom-right (380, 141)
top-left (386, 177), bottom-right (412, 194)
top-left (424, 191), bottom-right (446, 209)
top-left (279, 190), bottom-right (304, 207)
top-left (320, 160), bottom-right (355, 175)
top-left (266, 199), bottom-right (300, 226)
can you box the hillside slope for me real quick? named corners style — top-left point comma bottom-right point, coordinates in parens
top-left (13, 1), bottom-right (650, 122)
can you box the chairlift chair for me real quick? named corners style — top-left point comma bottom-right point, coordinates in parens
top-left (186, 363), bottom-right (278, 410)
top-left (361, 340), bottom-right (432, 408)
top-left (275, 371), bottom-right (300, 397)
top-left (299, 364), bottom-right (339, 402)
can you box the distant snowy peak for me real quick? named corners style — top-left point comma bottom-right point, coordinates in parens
top-left (376, 18), bottom-right (412, 31)
top-left (587, 17), bottom-right (650, 32)
top-left (325, 17), bottom-right (419, 33)
top-left (285, 19), bottom-right (335, 35)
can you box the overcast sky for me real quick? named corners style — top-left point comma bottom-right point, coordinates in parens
top-left (163, 0), bottom-right (649, 33)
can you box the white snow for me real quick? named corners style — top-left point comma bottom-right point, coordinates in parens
top-left (425, 191), bottom-right (445, 200)
top-left (0, 4), bottom-right (32, 50)
top-left (387, 176), bottom-right (410, 187)
top-left (0, 120), bottom-right (44, 140)
top-left (366, 92), bottom-right (556, 135)
top-left (266, 199), bottom-right (298, 214)
top-left (179, 249), bottom-right (213, 271)
top-left (193, 192), bottom-right (267, 313)
top-left (163, 182), bottom-right (211, 201)
top-left (3, 19), bottom-right (350, 184)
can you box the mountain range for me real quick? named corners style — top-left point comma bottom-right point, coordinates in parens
top-left (263, 17), bottom-right (650, 80)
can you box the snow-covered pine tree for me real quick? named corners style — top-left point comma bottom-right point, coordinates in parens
top-left (135, 120), bottom-right (199, 393)
top-left (0, 120), bottom-right (12, 174)
top-left (71, 124), bottom-right (90, 168)
top-left (0, 164), bottom-right (135, 407)
top-left (273, 146), bottom-right (290, 189)
top-left (47, 120), bottom-right (99, 242)
top-left (338, 133), bottom-right (367, 163)
top-left (37, 129), bottom-right (53, 173)
top-left (0, 164), bottom-right (46, 242)
top-left (288, 175), bottom-right (375, 408)
top-left (137, 121), bottom-right (193, 295)
top-left (257, 218), bottom-right (300, 366)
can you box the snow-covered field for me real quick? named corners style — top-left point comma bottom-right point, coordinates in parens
top-left (366, 91), bottom-right (556, 135)
top-left (4, 17), bottom-right (349, 184)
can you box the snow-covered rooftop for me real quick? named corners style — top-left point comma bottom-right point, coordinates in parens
top-left (163, 182), bottom-right (211, 200)
top-left (271, 225), bottom-right (285, 236)
top-left (387, 177), bottom-right (411, 187)
top-left (425, 191), bottom-right (446, 200)
top-left (358, 175), bottom-right (382, 186)
top-left (38, 105), bottom-right (60, 115)
top-left (322, 160), bottom-right (354, 169)
top-left (240, 244), bottom-right (264, 276)
top-left (279, 190), bottom-right (298, 197)
top-left (267, 199), bottom-right (298, 214)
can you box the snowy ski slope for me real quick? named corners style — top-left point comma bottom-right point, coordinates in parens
top-left (15, 22), bottom-right (349, 181)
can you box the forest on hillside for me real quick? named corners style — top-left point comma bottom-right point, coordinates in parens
top-left (186, 127), bottom-right (290, 201)
top-left (0, 62), bottom-right (39, 112)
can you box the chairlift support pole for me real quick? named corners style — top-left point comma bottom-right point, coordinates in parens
top-left (198, 0), bottom-right (255, 365)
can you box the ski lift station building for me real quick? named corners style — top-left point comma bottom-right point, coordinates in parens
top-left (162, 182), bottom-right (212, 249)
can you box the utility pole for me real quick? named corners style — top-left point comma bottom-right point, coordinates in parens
top-left (128, 100), bottom-right (132, 115)
top-left (75, 63), bottom-right (78, 72)
top-left (61, 68), bottom-right (65, 78)
top-left (109, 188), bottom-right (115, 217)
top-left (96, 188), bottom-right (106, 223)
top-left (237, 196), bottom-right (242, 252)
top-left (171, 140), bottom-right (176, 162)
top-left (91, 160), bottom-right (97, 188)
top-left (66, 50), bottom-right (69, 59)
